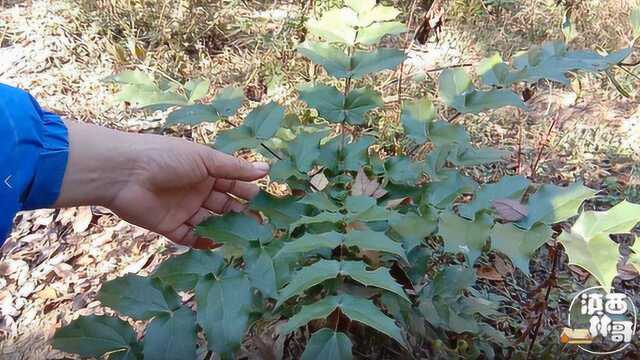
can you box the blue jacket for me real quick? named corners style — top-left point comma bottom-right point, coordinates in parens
top-left (0, 84), bottom-right (69, 245)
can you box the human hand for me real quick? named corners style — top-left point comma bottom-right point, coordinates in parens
top-left (54, 121), bottom-right (269, 247)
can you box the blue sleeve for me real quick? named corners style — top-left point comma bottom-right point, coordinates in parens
top-left (0, 83), bottom-right (69, 245)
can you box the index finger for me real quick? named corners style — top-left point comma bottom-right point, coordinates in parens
top-left (202, 148), bottom-right (270, 181)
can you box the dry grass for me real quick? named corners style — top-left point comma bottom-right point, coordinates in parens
top-left (0, 0), bottom-right (639, 358)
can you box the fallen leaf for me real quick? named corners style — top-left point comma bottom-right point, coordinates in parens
top-left (476, 265), bottom-right (503, 281)
top-left (35, 287), bottom-right (58, 301)
top-left (73, 207), bottom-right (93, 233)
top-left (352, 168), bottom-right (387, 199)
top-left (494, 255), bottom-right (514, 275)
top-left (310, 172), bottom-right (329, 191)
top-left (492, 199), bottom-right (527, 222)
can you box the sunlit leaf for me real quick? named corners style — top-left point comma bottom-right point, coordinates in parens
top-left (490, 223), bottom-right (552, 275)
top-left (516, 182), bottom-right (597, 230)
top-left (401, 97), bottom-right (436, 144)
top-left (356, 21), bottom-right (407, 45)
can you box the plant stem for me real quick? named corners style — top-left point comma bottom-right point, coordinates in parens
top-left (525, 243), bottom-right (560, 359)
top-left (529, 114), bottom-right (559, 178)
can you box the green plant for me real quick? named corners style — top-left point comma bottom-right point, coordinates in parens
top-left (53, 1), bottom-right (640, 359)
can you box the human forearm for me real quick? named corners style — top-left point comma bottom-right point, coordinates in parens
top-left (53, 120), bottom-right (137, 208)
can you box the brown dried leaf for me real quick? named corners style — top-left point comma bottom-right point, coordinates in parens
top-left (72, 207), bottom-right (93, 233)
top-left (352, 168), bottom-right (387, 199)
top-left (476, 265), bottom-right (503, 281)
top-left (492, 199), bottom-right (528, 222)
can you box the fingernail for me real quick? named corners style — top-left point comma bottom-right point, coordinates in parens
top-left (253, 161), bottom-right (270, 172)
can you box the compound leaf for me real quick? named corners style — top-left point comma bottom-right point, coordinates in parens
top-left (299, 192), bottom-right (341, 212)
top-left (307, 8), bottom-right (358, 45)
top-left (340, 261), bottom-right (410, 302)
top-left (350, 48), bottom-right (406, 79)
top-left (166, 104), bottom-right (221, 126)
top-left (52, 315), bottom-right (140, 359)
top-left (343, 88), bottom-right (383, 125)
top-left (282, 294), bottom-right (405, 346)
top-left (185, 78), bottom-right (210, 102)
top-left (277, 232), bottom-right (344, 256)
top-left (344, 230), bottom-right (408, 261)
top-left (245, 247), bottom-right (278, 298)
top-left (276, 259), bottom-right (341, 308)
top-left (288, 130), bottom-right (328, 172)
top-left (214, 126), bottom-right (259, 154)
top-left (297, 41), bottom-right (351, 78)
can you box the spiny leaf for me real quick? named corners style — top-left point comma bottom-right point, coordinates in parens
top-left (245, 247), bottom-right (278, 298)
top-left (184, 78), bottom-right (210, 102)
top-left (143, 306), bottom-right (197, 360)
top-left (299, 192), bottom-right (341, 212)
top-left (277, 232), bottom-right (344, 256)
top-left (281, 293), bottom-right (405, 346)
top-left (423, 170), bottom-right (477, 209)
top-left (290, 212), bottom-right (345, 231)
top-left (389, 211), bottom-right (437, 251)
top-left (166, 104), bottom-right (221, 126)
top-left (98, 274), bottom-right (179, 320)
top-left (249, 191), bottom-right (304, 228)
top-left (307, 8), bottom-right (358, 45)
top-left (244, 102), bottom-right (285, 140)
top-left (195, 270), bottom-right (252, 358)
top-left (559, 231), bottom-right (619, 290)
top-left (196, 212), bottom-right (273, 251)
top-left (277, 260), bottom-right (409, 307)
top-left (490, 223), bottom-right (552, 275)
top-left (476, 53), bottom-right (510, 87)
top-left (449, 146), bottom-right (510, 166)
top-left (429, 121), bottom-right (470, 147)
top-left (385, 156), bottom-right (423, 185)
top-left (516, 182), bottom-right (597, 230)
top-left (345, 195), bottom-right (389, 222)
top-left (301, 329), bottom-right (353, 360)
top-left (52, 315), bottom-right (140, 359)
top-left (559, 200), bottom-right (640, 287)
top-left (343, 136), bottom-right (375, 170)
top-left (340, 261), bottom-right (410, 302)
top-left (492, 199), bottom-right (527, 222)
top-left (288, 130), bottom-right (329, 172)
top-left (401, 97), bottom-right (436, 144)
top-left (344, 0), bottom-right (375, 14)
top-left (357, 5), bottom-right (401, 26)
top-left (152, 250), bottom-right (224, 291)
top-left (214, 126), bottom-right (259, 154)
top-left (343, 88), bottom-right (384, 125)
top-left (209, 86), bottom-right (245, 117)
top-left (344, 230), bottom-right (408, 261)
top-left (458, 175), bottom-right (529, 220)
top-left (438, 211), bottom-right (491, 264)
top-left (438, 68), bottom-right (525, 113)
top-left (276, 259), bottom-right (342, 308)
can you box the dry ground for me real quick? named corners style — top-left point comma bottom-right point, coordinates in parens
top-left (0, 0), bottom-right (639, 358)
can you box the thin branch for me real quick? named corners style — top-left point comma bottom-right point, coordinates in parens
top-left (526, 243), bottom-right (560, 360)
top-left (529, 114), bottom-right (559, 178)
top-left (424, 63), bottom-right (473, 73)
